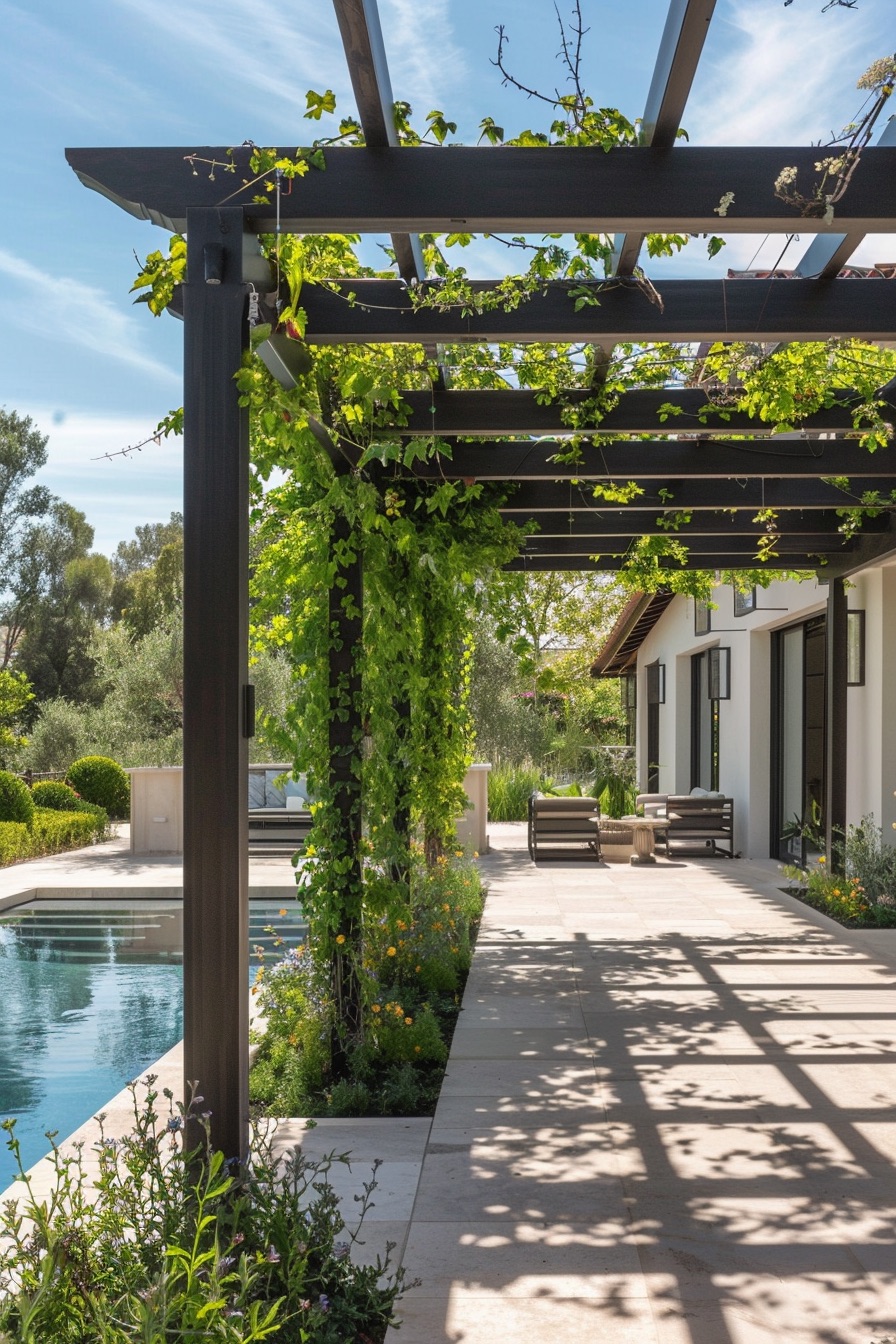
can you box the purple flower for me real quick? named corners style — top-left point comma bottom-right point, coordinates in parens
top-left (318, 1294), bottom-right (330, 1313)
top-left (166, 1116), bottom-right (183, 1133)
top-left (265, 1246), bottom-right (281, 1263)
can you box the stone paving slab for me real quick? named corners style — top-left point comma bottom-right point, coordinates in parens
top-left (385, 822), bottom-right (896, 1344)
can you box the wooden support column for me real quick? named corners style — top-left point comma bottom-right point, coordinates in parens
top-left (329, 513), bottom-right (364, 1074)
top-left (183, 207), bottom-right (249, 1160)
top-left (825, 575), bottom-right (848, 864)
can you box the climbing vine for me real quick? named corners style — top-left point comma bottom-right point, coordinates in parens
top-left (128, 29), bottom-right (896, 1071)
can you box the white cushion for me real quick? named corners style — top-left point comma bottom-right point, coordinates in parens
top-left (689, 787), bottom-right (709, 797)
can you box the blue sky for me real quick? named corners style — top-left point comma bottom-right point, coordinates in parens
top-left (1, 0), bottom-right (893, 556)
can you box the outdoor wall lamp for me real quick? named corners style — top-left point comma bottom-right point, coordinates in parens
top-left (647, 661), bottom-right (665, 705)
top-left (708, 646), bottom-right (731, 700)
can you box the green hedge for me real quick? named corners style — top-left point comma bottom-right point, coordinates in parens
top-left (0, 808), bottom-right (108, 868)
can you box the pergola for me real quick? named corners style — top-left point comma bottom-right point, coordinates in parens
top-left (66, 0), bottom-right (896, 1158)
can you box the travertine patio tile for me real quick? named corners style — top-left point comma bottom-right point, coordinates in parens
top-left (437, 1059), bottom-right (599, 1097)
top-left (458, 996), bottom-right (585, 1028)
top-left (432, 1091), bottom-right (605, 1129)
top-left (398, 1219), bottom-right (646, 1296)
top-left (603, 1064), bottom-right (811, 1113)
top-left (448, 1027), bottom-right (594, 1059)
top-left (389, 1293), bottom-right (661, 1344)
top-left (637, 1121), bottom-right (869, 1181)
top-left (798, 1062), bottom-right (896, 1108)
top-left (411, 1149), bottom-right (629, 1223)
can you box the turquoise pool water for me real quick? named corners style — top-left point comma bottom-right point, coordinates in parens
top-left (0, 899), bottom-right (305, 1189)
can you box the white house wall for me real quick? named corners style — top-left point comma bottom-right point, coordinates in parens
top-left (633, 568), bottom-right (896, 859)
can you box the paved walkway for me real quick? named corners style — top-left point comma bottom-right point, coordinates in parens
top-left (387, 823), bottom-right (896, 1344)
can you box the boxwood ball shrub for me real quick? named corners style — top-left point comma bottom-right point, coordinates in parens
top-left (0, 770), bottom-right (34, 826)
top-left (66, 755), bottom-right (130, 819)
top-left (31, 780), bottom-right (83, 811)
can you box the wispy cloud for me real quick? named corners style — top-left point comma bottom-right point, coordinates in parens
top-left (0, 1), bottom-right (172, 131)
top-left (379, 0), bottom-right (468, 112)
top-left (115, 0), bottom-right (357, 130)
top-left (685, 0), bottom-right (880, 146)
top-left (17, 407), bottom-right (183, 554)
top-left (0, 250), bottom-right (180, 385)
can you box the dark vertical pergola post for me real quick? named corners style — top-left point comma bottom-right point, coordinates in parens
top-left (182, 206), bottom-right (250, 1160)
top-left (825, 575), bottom-right (848, 864)
top-left (329, 513), bottom-right (364, 1073)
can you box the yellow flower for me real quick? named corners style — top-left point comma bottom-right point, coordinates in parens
top-left (372, 1004), bottom-right (381, 1014)
top-left (442, 904), bottom-right (450, 912)
top-left (414, 1045), bottom-right (421, 1053)
top-left (832, 889), bottom-right (841, 897)
top-left (415, 965), bottom-right (421, 973)
top-left (387, 946), bottom-right (397, 957)
top-left (405, 1017), bottom-right (413, 1026)
top-left (336, 934), bottom-right (346, 945)
top-left (818, 856), bottom-right (825, 864)
top-left (454, 850), bottom-right (464, 858)
top-left (305, 843), bottom-right (316, 857)
top-left (279, 909), bottom-right (287, 917)
top-left (473, 852), bottom-right (479, 858)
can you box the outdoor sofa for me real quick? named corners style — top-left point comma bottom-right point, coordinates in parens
top-left (527, 792), bottom-right (602, 861)
top-left (248, 764), bottom-right (313, 848)
top-left (635, 789), bottom-right (735, 858)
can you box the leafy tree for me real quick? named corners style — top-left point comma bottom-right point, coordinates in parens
top-left (112, 512), bottom-right (184, 579)
top-left (0, 668), bottom-right (33, 768)
top-left (14, 506), bottom-right (112, 705)
top-left (0, 409), bottom-right (52, 667)
top-left (111, 513), bottom-right (183, 624)
top-left (118, 541), bottom-right (183, 637)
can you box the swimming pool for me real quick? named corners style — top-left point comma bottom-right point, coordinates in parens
top-left (0, 898), bottom-right (305, 1188)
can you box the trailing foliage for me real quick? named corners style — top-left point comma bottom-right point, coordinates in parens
top-left (65, 754), bottom-right (130, 819)
top-left (0, 1078), bottom-right (409, 1343)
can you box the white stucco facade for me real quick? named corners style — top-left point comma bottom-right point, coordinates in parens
top-left (632, 559), bottom-right (896, 860)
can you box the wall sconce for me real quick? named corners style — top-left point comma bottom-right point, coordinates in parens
top-left (847, 609), bottom-right (865, 686)
top-left (646, 662), bottom-right (665, 704)
top-left (708, 646), bottom-right (731, 700)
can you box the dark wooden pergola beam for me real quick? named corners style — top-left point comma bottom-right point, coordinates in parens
top-left (297, 277), bottom-right (896, 343)
top-left (504, 554), bottom-right (819, 571)
top-left (520, 534), bottom-right (851, 557)
top-left (507, 508), bottom-right (891, 537)
top-left (331, 0), bottom-right (451, 387)
top-left (406, 438), bottom-right (894, 480)
top-left (498, 477), bottom-right (894, 511)
top-left (65, 145), bottom-right (896, 236)
top-left (612, 0), bottom-right (716, 275)
top-left (397, 387), bottom-right (896, 436)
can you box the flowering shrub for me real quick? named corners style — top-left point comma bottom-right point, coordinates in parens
top-left (782, 816), bottom-right (896, 928)
top-left (0, 1077), bottom-right (409, 1343)
top-left (251, 854), bottom-right (484, 1118)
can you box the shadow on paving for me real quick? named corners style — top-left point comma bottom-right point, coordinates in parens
top-left (387, 831), bottom-right (896, 1344)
